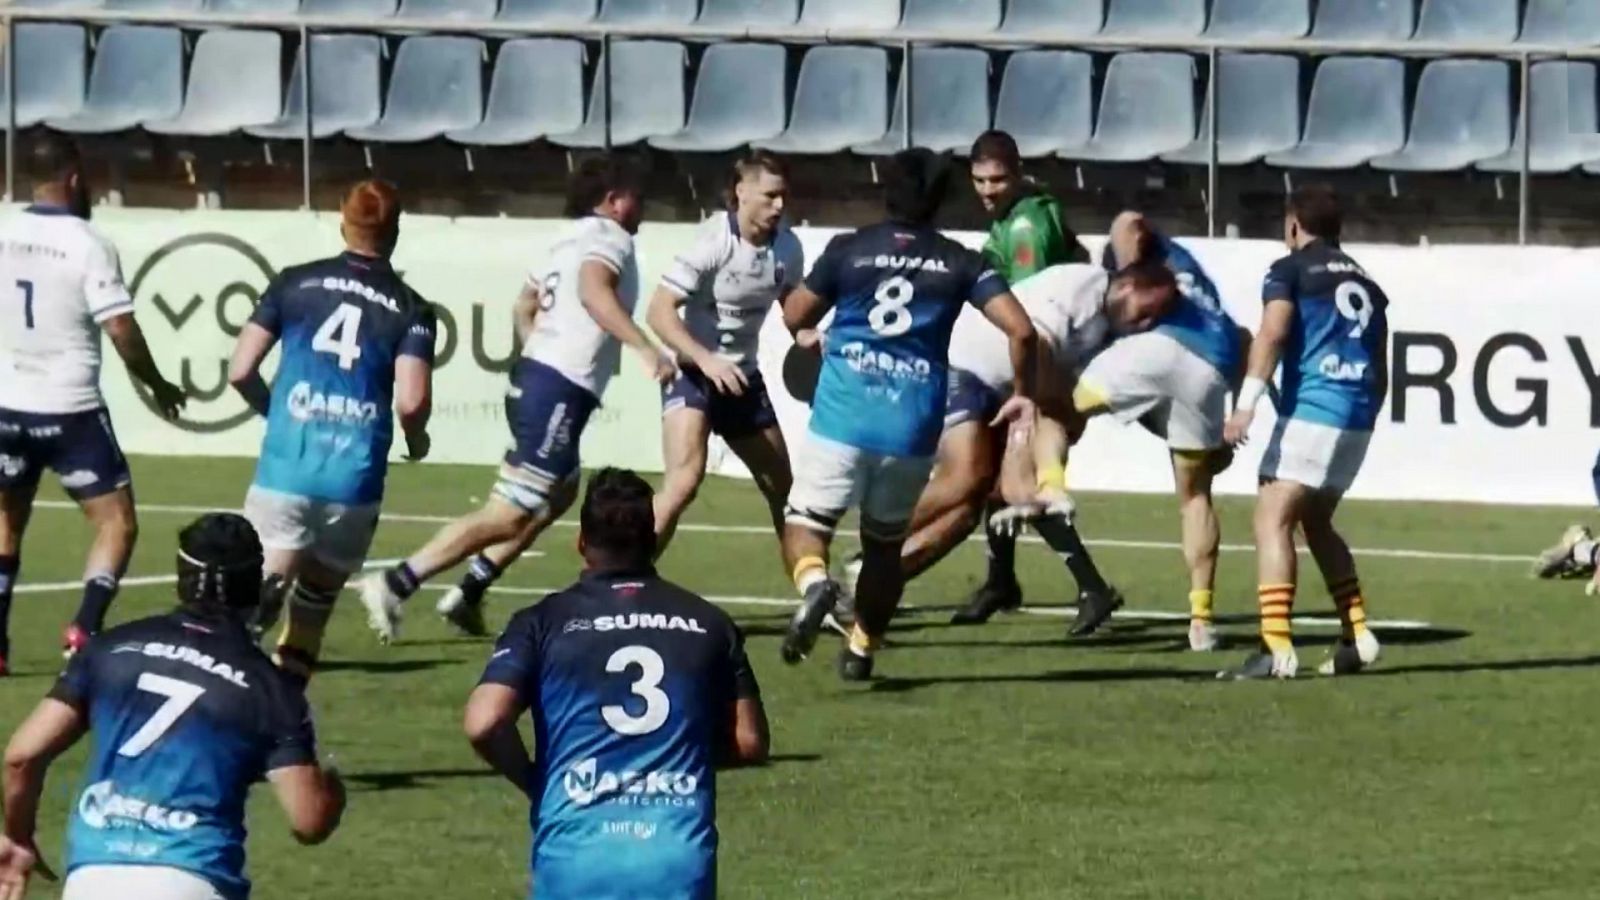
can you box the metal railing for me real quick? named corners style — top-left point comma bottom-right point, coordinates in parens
top-left (5, 4), bottom-right (1595, 243)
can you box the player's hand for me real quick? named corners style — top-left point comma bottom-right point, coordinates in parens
top-left (794, 329), bottom-right (824, 353)
top-left (403, 429), bottom-right (431, 463)
top-left (150, 379), bottom-right (187, 421)
top-left (990, 395), bottom-right (1038, 430)
top-left (637, 345), bottom-right (678, 386)
top-left (1223, 408), bottom-right (1255, 447)
top-left (699, 356), bottom-right (749, 397)
top-left (0, 835), bottom-right (57, 900)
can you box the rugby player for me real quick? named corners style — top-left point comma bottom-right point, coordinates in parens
top-left (1221, 185), bottom-right (1389, 680)
top-left (363, 155), bottom-right (675, 642)
top-left (464, 468), bottom-right (767, 900)
top-left (0, 513), bottom-right (345, 900)
top-left (0, 135), bottom-right (186, 672)
top-left (1533, 524), bottom-right (1600, 587)
top-left (228, 179), bottom-right (435, 683)
top-left (779, 148), bottom-right (1040, 681)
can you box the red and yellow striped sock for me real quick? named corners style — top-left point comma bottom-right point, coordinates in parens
top-left (1328, 576), bottom-right (1369, 641)
top-left (1258, 583), bottom-right (1295, 655)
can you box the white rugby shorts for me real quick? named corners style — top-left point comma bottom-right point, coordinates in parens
top-left (1259, 417), bottom-right (1373, 494)
top-left (65, 865), bottom-right (227, 900)
top-left (244, 485), bottom-right (380, 575)
top-left (1077, 331), bottom-right (1229, 452)
top-left (784, 432), bottom-right (934, 541)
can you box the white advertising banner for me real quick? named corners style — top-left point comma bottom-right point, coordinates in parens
top-left (32, 207), bottom-right (1600, 507)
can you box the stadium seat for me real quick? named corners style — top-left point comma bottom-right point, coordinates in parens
top-left (994, 50), bottom-right (1092, 158)
top-left (799, 0), bottom-right (900, 31)
top-left (346, 36), bottom-right (485, 144)
top-left (146, 29), bottom-right (282, 136)
top-left (1371, 60), bottom-right (1511, 172)
top-left (1310, 0), bottom-right (1415, 41)
top-left (208, 0), bottom-right (300, 12)
top-left (103, 0), bottom-right (203, 10)
top-left (1205, 0), bottom-right (1310, 38)
top-left (599, 0), bottom-right (697, 24)
top-left (1265, 57), bottom-right (1405, 170)
top-left (397, 0), bottom-right (497, 19)
top-left (1414, 0), bottom-right (1519, 44)
top-left (447, 39), bottom-right (584, 146)
top-left (0, 23), bottom-right (86, 128)
top-left (997, 0), bottom-right (1102, 35)
top-left (853, 47), bottom-right (990, 155)
top-left (498, 0), bottom-right (594, 20)
top-left (901, 0), bottom-right (1001, 32)
top-left (754, 46), bottom-right (889, 155)
top-left (8, 0), bottom-right (99, 8)
top-left (1480, 61), bottom-right (1600, 174)
top-left (547, 41), bottom-right (686, 148)
top-left (299, 0), bottom-right (398, 16)
top-left (1100, 0), bottom-right (1205, 37)
top-left (45, 26), bottom-right (182, 134)
top-left (246, 34), bottom-right (382, 140)
top-left (1065, 52), bottom-right (1195, 162)
top-left (650, 43), bottom-right (786, 153)
top-left (1163, 53), bottom-right (1301, 166)
top-left (697, 0), bottom-right (798, 26)
top-left (1520, 0), bottom-right (1600, 46)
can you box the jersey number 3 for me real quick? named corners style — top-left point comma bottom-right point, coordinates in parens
top-left (117, 673), bottom-right (206, 758)
top-left (313, 303), bottom-right (364, 371)
top-left (601, 645), bottom-right (669, 736)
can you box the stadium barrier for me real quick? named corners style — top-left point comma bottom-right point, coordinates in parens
top-left (55, 206), bottom-right (1600, 506)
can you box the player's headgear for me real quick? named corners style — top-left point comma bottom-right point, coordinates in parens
top-left (882, 148), bottom-right (951, 225)
top-left (1288, 183), bottom-right (1343, 243)
top-left (176, 513), bottom-right (264, 616)
top-left (969, 130), bottom-right (1022, 173)
top-left (341, 178), bottom-right (402, 250)
top-left (579, 467), bottom-right (657, 567)
top-left (565, 154), bottom-right (645, 218)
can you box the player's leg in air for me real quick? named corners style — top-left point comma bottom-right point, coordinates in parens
top-left (435, 521), bottom-right (546, 636)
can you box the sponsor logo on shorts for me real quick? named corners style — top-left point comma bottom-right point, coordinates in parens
top-left (563, 758), bottom-right (701, 808)
top-left (78, 781), bottom-right (199, 832)
top-left (59, 469), bottom-right (100, 489)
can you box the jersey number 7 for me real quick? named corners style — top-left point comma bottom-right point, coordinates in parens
top-left (117, 673), bottom-right (206, 758)
top-left (313, 303), bottom-right (364, 371)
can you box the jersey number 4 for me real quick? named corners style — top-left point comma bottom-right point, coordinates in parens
top-left (313, 303), bottom-right (364, 371)
top-left (117, 673), bottom-right (206, 758)
top-left (601, 645), bottom-right (669, 736)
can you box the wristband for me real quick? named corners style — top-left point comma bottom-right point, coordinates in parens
top-left (1236, 376), bottom-right (1268, 412)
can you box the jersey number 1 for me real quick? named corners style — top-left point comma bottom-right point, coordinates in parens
top-left (117, 673), bottom-right (206, 758)
top-left (313, 303), bottom-right (364, 371)
top-left (14, 279), bottom-right (34, 330)
top-left (601, 645), bottom-right (669, 736)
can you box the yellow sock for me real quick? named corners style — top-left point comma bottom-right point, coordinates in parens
top-left (1258, 583), bottom-right (1295, 656)
top-left (792, 556), bottom-right (828, 597)
top-left (273, 583), bottom-right (335, 681)
top-left (1328, 576), bottom-right (1370, 641)
top-left (847, 623), bottom-right (880, 657)
top-left (1188, 589), bottom-right (1214, 622)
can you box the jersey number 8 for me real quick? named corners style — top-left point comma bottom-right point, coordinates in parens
top-left (313, 303), bottom-right (364, 371)
top-left (601, 645), bottom-right (670, 736)
top-left (869, 276), bottom-right (915, 337)
top-left (1334, 281), bottom-right (1373, 339)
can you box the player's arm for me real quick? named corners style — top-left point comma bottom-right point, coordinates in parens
top-left (464, 685), bottom-right (535, 797)
top-left (579, 259), bottom-right (675, 385)
top-left (267, 765), bottom-right (345, 846)
top-left (86, 237), bottom-right (186, 420)
top-left (394, 302), bottom-right (437, 462)
top-left (1225, 293), bottom-right (1294, 446)
top-left (783, 235), bottom-right (845, 349)
top-left (228, 323), bottom-right (278, 419)
top-left (647, 238), bottom-right (750, 395)
top-left (2, 699), bottom-right (84, 872)
top-left (721, 625), bottom-right (769, 767)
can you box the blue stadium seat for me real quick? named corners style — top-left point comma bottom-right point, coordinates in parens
top-left (208, 0), bottom-right (301, 12)
top-left (547, 41), bottom-right (687, 148)
top-left (146, 29), bottom-right (282, 136)
top-left (599, 0), bottom-right (697, 24)
top-left (994, 50), bottom-right (1092, 158)
top-left (300, 0), bottom-right (398, 16)
top-left (853, 46), bottom-right (990, 155)
top-left (754, 46), bottom-right (889, 155)
top-left (246, 34), bottom-right (382, 140)
top-left (901, 0), bottom-right (1001, 32)
top-left (1205, 0), bottom-right (1310, 38)
top-left (8, 0), bottom-right (99, 8)
top-left (697, 0), bottom-right (798, 25)
top-left (1414, 0), bottom-right (1519, 44)
top-left (1265, 56), bottom-right (1405, 169)
top-left (46, 25), bottom-right (182, 134)
top-left (1311, 0), bottom-right (1414, 41)
top-left (1100, 0), bottom-right (1205, 37)
top-left (397, 0), bottom-right (497, 19)
top-left (498, 0), bottom-right (594, 20)
top-left (1521, 0), bottom-right (1600, 46)
top-left (1065, 52), bottom-right (1195, 162)
top-left (1163, 53), bottom-right (1301, 165)
top-left (103, 0), bottom-right (204, 10)
top-left (650, 43), bottom-right (786, 152)
top-left (799, 0), bottom-right (900, 30)
top-left (1372, 60), bottom-right (1511, 172)
top-left (1480, 61), bottom-right (1600, 173)
top-left (0, 23), bottom-right (86, 128)
top-left (998, 0), bottom-right (1102, 35)
top-left (448, 39), bottom-right (584, 146)
top-left (347, 36), bottom-right (485, 143)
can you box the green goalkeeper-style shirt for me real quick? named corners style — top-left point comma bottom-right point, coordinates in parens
top-left (980, 189), bottom-right (1089, 282)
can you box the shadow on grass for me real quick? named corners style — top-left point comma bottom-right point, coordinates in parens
top-left (346, 768), bottom-right (499, 793)
top-left (869, 666), bottom-right (1203, 693)
top-left (318, 658), bottom-right (454, 675)
top-left (1359, 654), bottom-right (1600, 678)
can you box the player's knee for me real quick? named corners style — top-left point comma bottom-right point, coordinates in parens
top-left (660, 468), bottom-right (703, 509)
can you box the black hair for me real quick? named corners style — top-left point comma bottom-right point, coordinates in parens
top-left (1099, 226), bottom-right (1166, 273)
top-left (969, 130), bottom-right (1022, 173)
top-left (176, 513), bottom-right (264, 618)
top-left (1111, 258), bottom-right (1179, 295)
top-left (1288, 183), bottom-right (1343, 243)
top-left (882, 148), bottom-right (951, 225)
top-left (564, 154), bottom-right (645, 219)
top-left (580, 468), bottom-right (657, 568)
top-left (31, 133), bottom-right (82, 183)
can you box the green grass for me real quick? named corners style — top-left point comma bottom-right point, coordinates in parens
top-left (7, 455), bottom-right (1600, 899)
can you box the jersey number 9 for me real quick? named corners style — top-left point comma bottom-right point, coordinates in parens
top-left (869, 277), bottom-right (915, 337)
top-left (601, 645), bottom-right (669, 736)
top-left (313, 303), bottom-right (364, 371)
top-left (1334, 282), bottom-right (1373, 339)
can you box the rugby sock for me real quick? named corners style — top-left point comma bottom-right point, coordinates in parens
top-left (1031, 511), bottom-right (1109, 595)
top-left (1188, 589), bottom-right (1215, 623)
top-left (73, 573), bottom-right (119, 634)
top-left (983, 501), bottom-right (1018, 587)
top-left (385, 562), bottom-right (422, 601)
top-left (456, 553), bottom-right (503, 606)
top-left (847, 623), bottom-right (880, 658)
top-left (1258, 584), bottom-right (1296, 656)
top-left (275, 582), bottom-right (338, 683)
top-left (0, 555), bottom-right (17, 657)
top-left (1328, 576), bottom-right (1370, 641)
top-left (792, 556), bottom-right (828, 598)
top-left (1573, 539), bottom-right (1600, 568)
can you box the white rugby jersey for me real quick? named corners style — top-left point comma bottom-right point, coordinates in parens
top-left (657, 212), bottom-right (803, 371)
top-left (948, 264), bottom-right (1111, 391)
top-left (522, 215), bottom-right (640, 397)
top-left (0, 207), bottom-right (135, 414)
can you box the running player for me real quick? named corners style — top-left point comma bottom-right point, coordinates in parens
top-left (464, 468), bottom-right (767, 900)
top-left (779, 148), bottom-right (1040, 681)
top-left (1221, 185), bottom-right (1388, 680)
top-left (228, 179), bottom-right (435, 683)
top-left (363, 156), bottom-right (675, 642)
top-left (0, 513), bottom-right (345, 900)
top-left (0, 135), bottom-right (186, 672)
